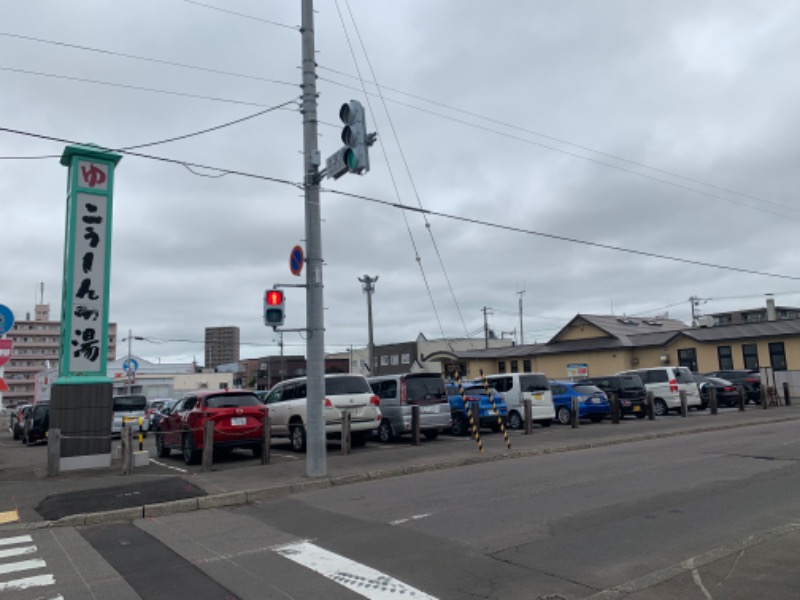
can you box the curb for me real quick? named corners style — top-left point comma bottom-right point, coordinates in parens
top-left (2, 412), bottom-right (798, 532)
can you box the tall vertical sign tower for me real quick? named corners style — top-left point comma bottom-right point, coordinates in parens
top-left (52, 144), bottom-right (122, 471)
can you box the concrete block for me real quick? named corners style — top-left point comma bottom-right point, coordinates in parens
top-left (245, 486), bottom-right (291, 504)
top-left (143, 498), bottom-right (199, 518)
top-left (85, 507), bottom-right (143, 525)
top-left (133, 451), bottom-right (149, 467)
top-left (197, 491), bottom-right (247, 510)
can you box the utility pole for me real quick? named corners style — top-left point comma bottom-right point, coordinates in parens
top-left (278, 332), bottom-right (285, 382)
top-left (482, 307), bottom-right (491, 349)
top-left (301, 0), bottom-right (325, 478)
top-left (517, 290), bottom-right (525, 345)
top-left (359, 275), bottom-right (378, 376)
top-left (127, 329), bottom-right (132, 394)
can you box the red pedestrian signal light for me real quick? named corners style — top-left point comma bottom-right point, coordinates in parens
top-left (264, 289), bottom-right (285, 327)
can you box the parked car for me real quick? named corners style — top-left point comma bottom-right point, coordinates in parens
top-left (155, 389), bottom-right (268, 465)
top-left (445, 382), bottom-right (508, 436)
top-left (481, 373), bottom-right (554, 429)
top-left (264, 374), bottom-right (382, 452)
top-left (368, 373), bottom-right (451, 442)
top-left (580, 374), bottom-right (647, 419)
top-left (618, 366), bottom-right (701, 416)
top-left (550, 381), bottom-right (611, 424)
top-left (147, 398), bottom-right (178, 429)
top-left (11, 404), bottom-right (32, 440)
top-left (704, 370), bottom-right (761, 404)
top-left (693, 374), bottom-right (740, 408)
top-left (21, 402), bottom-right (49, 446)
top-left (112, 394), bottom-right (150, 435)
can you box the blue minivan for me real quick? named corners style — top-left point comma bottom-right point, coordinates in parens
top-left (549, 380), bottom-right (611, 424)
top-left (445, 382), bottom-right (508, 436)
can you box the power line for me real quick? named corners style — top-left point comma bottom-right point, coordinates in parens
top-left (319, 66), bottom-right (799, 218)
top-left (179, 0), bottom-right (299, 30)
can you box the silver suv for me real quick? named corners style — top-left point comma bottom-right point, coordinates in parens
top-left (111, 394), bottom-right (150, 435)
top-left (368, 373), bottom-right (451, 442)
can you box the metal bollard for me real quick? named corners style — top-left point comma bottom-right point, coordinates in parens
top-left (411, 405), bottom-right (421, 446)
top-left (523, 398), bottom-right (533, 435)
top-left (341, 410), bottom-right (352, 455)
top-left (47, 428), bottom-right (61, 477)
top-left (610, 392), bottom-right (619, 424)
top-left (646, 391), bottom-right (655, 420)
top-left (784, 381), bottom-right (792, 407)
top-left (679, 390), bottom-right (687, 417)
top-left (738, 385), bottom-right (746, 411)
top-left (202, 420), bottom-right (214, 471)
top-left (261, 416), bottom-right (271, 465)
top-left (121, 425), bottom-right (133, 475)
top-left (138, 417), bottom-right (144, 452)
top-left (571, 397), bottom-right (579, 429)
top-left (709, 387), bottom-right (718, 415)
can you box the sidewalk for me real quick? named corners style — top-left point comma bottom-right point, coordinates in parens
top-left (2, 404), bottom-right (799, 532)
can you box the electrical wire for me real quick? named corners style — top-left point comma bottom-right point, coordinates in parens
top-left (341, 0), bottom-right (470, 338)
top-left (178, 0), bottom-right (299, 30)
top-left (319, 65), bottom-right (800, 217)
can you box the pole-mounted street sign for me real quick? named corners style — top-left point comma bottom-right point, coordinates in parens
top-left (0, 304), bottom-right (14, 336)
top-left (290, 245), bottom-right (305, 277)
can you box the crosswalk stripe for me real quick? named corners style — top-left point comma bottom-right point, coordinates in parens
top-left (0, 559), bottom-right (47, 575)
top-left (0, 545), bottom-right (37, 559)
top-left (0, 574), bottom-right (55, 591)
top-left (274, 540), bottom-right (438, 599)
top-left (0, 535), bottom-right (32, 546)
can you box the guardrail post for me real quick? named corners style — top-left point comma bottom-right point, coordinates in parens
top-left (202, 420), bottom-right (214, 472)
top-left (679, 390), bottom-right (688, 417)
top-left (784, 381), bottom-right (791, 407)
top-left (47, 428), bottom-right (61, 477)
top-left (411, 405), bottom-right (421, 446)
top-left (121, 425), bottom-right (133, 475)
top-left (762, 384), bottom-right (768, 410)
top-left (341, 410), bottom-right (351, 455)
top-left (523, 399), bottom-right (533, 435)
top-left (737, 385), bottom-right (746, 411)
top-left (709, 387), bottom-right (718, 415)
top-left (261, 416), bottom-right (271, 465)
top-left (610, 392), bottom-right (619, 424)
top-left (646, 391), bottom-right (655, 420)
top-left (571, 397), bottom-right (579, 429)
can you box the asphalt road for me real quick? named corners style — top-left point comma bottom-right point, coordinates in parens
top-left (2, 416), bottom-right (799, 599)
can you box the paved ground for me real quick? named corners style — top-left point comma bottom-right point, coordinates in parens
top-left (1, 403), bottom-right (799, 531)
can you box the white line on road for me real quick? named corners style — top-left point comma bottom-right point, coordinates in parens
top-left (0, 545), bottom-right (37, 559)
top-left (274, 540), bottom-right (438, 599)
top-left (390, 513), bottom-right (432, 526)
top-left (0, 558), bottom-right (47, 575)
top-left (0, 535), bottom-right (32, 546)
top-left (149, 459), bottom-right (189, 473)
top-left (0, 574), bottom-right (55, 592)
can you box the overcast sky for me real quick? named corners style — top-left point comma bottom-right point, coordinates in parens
top-left (2, 0), bottom-right (800, 366)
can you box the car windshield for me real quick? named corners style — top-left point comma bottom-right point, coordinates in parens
top-left (204, 393), bottom-right (261, 408)
top-left (619, 376), bottom-right (643, 389)
top-left (113, 396), bottom-right (147, 411)
top-left (325, 376), bottom-right (371, 395)
top-left (520, 374), bottom-right (550, 392)
top-left (406, 376), bottom-right (447, 399)
top-left (573, 385), bottom-right (603, 395)
top-left (674, 368), bottom-right (695, 383)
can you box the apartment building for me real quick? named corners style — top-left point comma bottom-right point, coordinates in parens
top-left (204, 326), bottom-right (240, 369)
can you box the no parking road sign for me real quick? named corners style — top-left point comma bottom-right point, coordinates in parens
top-left (0, 304), bottom-right (14, 336)
top-left (290, 245), bottom-right (304, 277)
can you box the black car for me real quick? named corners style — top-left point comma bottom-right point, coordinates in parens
top-left (693, 374), bottom-right (740, 409)
top-left (704, 370), bottom-right (761, 404)
top-left (580, 374), bottom-right (647, 418)
top-left (21, 403), bottom-right (49, 446)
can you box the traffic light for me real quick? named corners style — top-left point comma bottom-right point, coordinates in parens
top-left (264, 289), bottom-right (285, 327)
top-left (339, 99), bottom-right (370, 174)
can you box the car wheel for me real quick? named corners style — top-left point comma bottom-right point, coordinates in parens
top-left (12, 427), bottom-right (20, 441)
top-left (155, 430), bottom-right (170, 458)
top-left (251, 444), bottom-right (264, 458)
top-left (556, 406), bottom-right (571, 425)
top-left (537, 419), bottom-right (552, 428)
top-left (654, 399), bottom-right (668, 417)
top-left (423, 429), bottom-right (440, 441)
top-left (290, 424), bottom-right (307, 452)
top-left (507, 411), bottom-right (523, 430)
top-left (635, 412), bottom-right (647, 419)
top-left (451, 414), bottom-right (469, 436)
top-left (182, 433), bottom-right (200, 465)
top-left (377, 419), bottom-right (395, 443)
top-left (589, 415), bottom-right (604, 423)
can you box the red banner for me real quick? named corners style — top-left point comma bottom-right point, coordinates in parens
top-left (0, 339), bottom-right (12, 368)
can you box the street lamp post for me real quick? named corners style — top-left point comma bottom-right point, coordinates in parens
top-left (359, 275), bottom-right (378, 376)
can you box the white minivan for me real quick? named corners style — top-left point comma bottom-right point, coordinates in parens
top-left (482, 373), bottom-right (555, 429)
top-left (617, 366), bottom-right (701, 416)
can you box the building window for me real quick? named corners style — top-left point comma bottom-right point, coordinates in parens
top-left (401, 353), bottom-right (410, 364)
top-left (523, 359), bottom-right (531, 373)
top-left (390, 355), bottom-right (399, 366)
top-left (380, 355), bottom-right (389, 366)
top-left (717, 346), bottom-right (733, 370)
top-left (678, 348), bottom-right (697, 372)
top-left (715, 315), bottom-right (732, 325)
top-left (510, 360), bottom-right (519, 373)
top-left (742, 344), bottom-right (759, 370)
top-left (769, 342), bottom-right (787, 371)
top-left (498, 361), bottom-right (506, 374)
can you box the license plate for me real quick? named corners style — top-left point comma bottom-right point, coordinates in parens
top-left (633, 405), bottom-right (641, 412)
top-left (420, 405), bottom-right (437, 413)
top-left (533, 394), bottom-right (542, 400)
top-left (231, 417), bottom-right (246, 426)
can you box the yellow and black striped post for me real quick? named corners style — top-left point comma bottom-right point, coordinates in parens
top-left (479, 369), bottom-right (511, 449)
top-left (455, 371), bottom-right (483, 453)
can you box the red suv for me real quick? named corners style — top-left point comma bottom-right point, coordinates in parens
top-left (154, 390), bottom-right (268, 465)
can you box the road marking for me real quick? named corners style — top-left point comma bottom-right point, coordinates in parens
top-left (0, 510), bottom-right (19, 524)
top-left (390, 513), bottom-right (432, 526)
top-left (0, 574), bottom-right (56, 592)
top-left (0, 559), bottom-right (47, 575)
top-left (274, 540), bottom-right (438, 599)
top-left (0, 535), bottom-right (32, 546)
top-left (149, 459), bottom-right (189, 473)
top-left (0, 545), bottom-right (37, 559)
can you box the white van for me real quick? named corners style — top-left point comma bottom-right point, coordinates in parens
top-left (618, 366), bottom-right (701, 416)
top-left (482, 373), bottom-right (555, 429)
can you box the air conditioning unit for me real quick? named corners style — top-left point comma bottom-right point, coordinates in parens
top-left (659, 354), bottom-right (669, 364)
top-left (697, 316), bottom-right (714, 328)
top-left (631, 357), bottom-right (640, 365)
